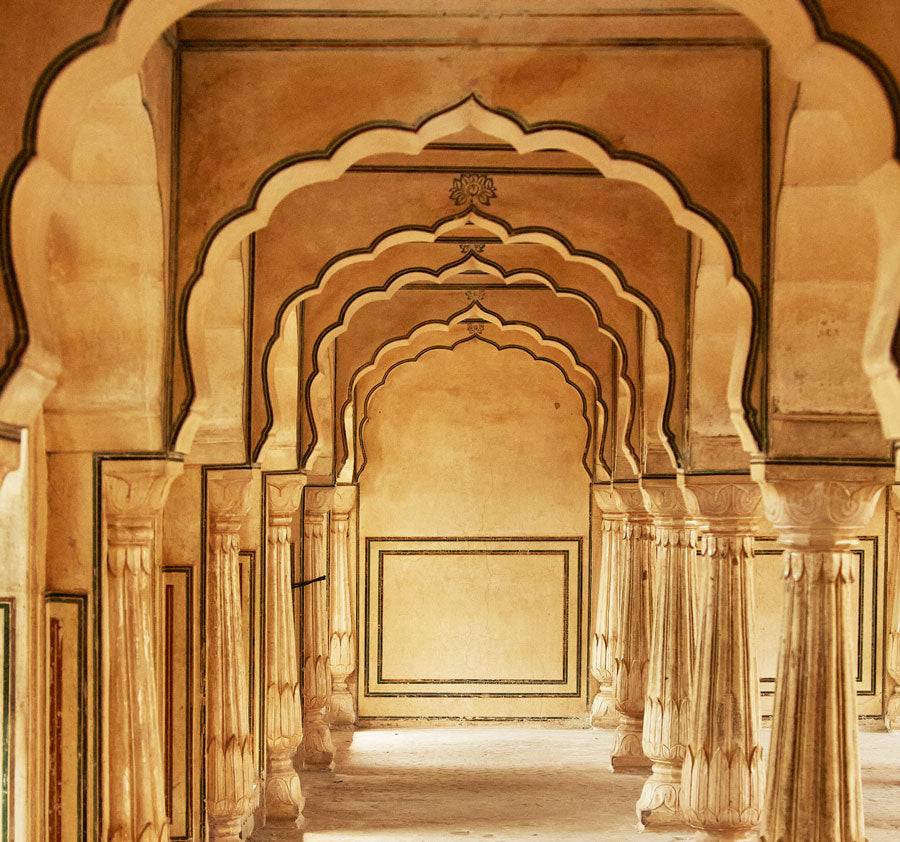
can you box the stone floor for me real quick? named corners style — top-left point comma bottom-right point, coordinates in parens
top-left (251, 725), bottom-right (900, 841)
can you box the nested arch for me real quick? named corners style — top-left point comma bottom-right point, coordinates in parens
top-left (353, 329), bottom-right (596, 482)
top-left (2, 0), bottom-right (899, 449)
top-left (285, 253), bottom-right (644, 473)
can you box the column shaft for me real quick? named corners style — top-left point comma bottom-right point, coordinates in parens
top-left (757, 472), bottom-right (888, 842)
top-left (302, 489), bottom-right (335, 769)
top-left (606, 483), bottom-right (652, 771)
top-left (591, 514), bottom-right (623, 728)
top-left (264, 476), bottom-right (305, 826)
top-left (328, 486), bottom-right (357, 726)
top-left (103, 460), bottom-right (181, 842)
top-left (206, 472), bottom-right (255, 842)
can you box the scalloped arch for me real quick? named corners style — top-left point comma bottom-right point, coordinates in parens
top-left (283, 254), bottom-right (642, 472)
top-left (2, 0), bottom-right (898, 447)
top-left (351, 325), bottom-right (597, 480)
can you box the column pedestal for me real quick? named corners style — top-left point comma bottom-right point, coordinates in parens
top-left (885, 486), bottom-right (900, 731)
top-left (755, 467), bottom-right (889, 842)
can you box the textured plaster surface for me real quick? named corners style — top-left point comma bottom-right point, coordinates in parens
top-left (250, 726), bottom-right (900, 841)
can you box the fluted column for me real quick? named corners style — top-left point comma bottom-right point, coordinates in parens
top-left (206, 471), bottom-right (256, 842)
top-left (605, 483), bottom-right (653, 771)
top-left (636, 479), bottom-right (695, 829)
top-left (755, 466), bottom-right (889, 842)
top-left (590, 486), bottom-right (623, 728)
top-left (302, 488), bottom-right (335, 769)
top-left (103, 459), bottom-right (182, 842)
top-left (328, 485), bottom-right (357, 727)
top-left (264, 475), bottom-right (305, 826)
top-left (885, 486), bottom-right (900, 731)
top-left (679, 477), bottom-right (764, 841)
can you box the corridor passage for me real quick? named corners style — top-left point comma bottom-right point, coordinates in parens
top-left (251, 726), bottom-right (900, 841)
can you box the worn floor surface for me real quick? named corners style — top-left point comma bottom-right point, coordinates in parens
top-left (251, 726), bottom-right (900, 841)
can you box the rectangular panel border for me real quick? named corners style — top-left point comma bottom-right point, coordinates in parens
top-left (161, 566), bottom-right (193, 842)
top-left (754, 536), bottom-right (879, 697)
top-left (0, 599), bottom-right (13, 842)
top-left (364, 536), bottom-right (583, 698)
top-left (44, 593), bottom-right (88, 842)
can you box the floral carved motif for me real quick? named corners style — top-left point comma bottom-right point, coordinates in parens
top-left (449, 172), bottom-right (497, 206)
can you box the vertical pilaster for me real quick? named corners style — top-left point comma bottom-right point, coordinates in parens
top-left (636, 479), bottom-right (695, 829)
top-left (885, 486), bottom-right (900, 731)
top-left (328, 485), bottom-right (357, 727)
top-left (302, 488), bottom-right (335, 769)
top-left (755, 467), bottom-right (889, 842)
top-left (263, 475), bottom-right (305, 826)
top-left (102, 459), bottom-right (182, 842)
top-left (206, 470), bottom-right (256, 842)
top-left (680, 477), bottom-right (764, 840)
top-left (590, 487), bottom-right (623, 729)
top-left (607, 483), bottom-right (653, 772)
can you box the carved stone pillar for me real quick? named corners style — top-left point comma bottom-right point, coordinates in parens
top-left (264, 475), bottom-right (305, 826)
top-left (755, 466), bottom-right (889, 842)
top-left (302, 488), bottom-right (335, 769)
top-left (885, 486), bottom-right (900, 731)
top-left (590, 486), bottom-right (623, 728)
top-left (636, 479), bottom-right (695, 829)
top-left (679, 477), bottom-right (764, 840)
top-left (328, 485), bottom-right (357, 727)
top-left (607, 483), bottom-right (653, 772)
top-left (103, 459), bottom-right (182, 842)
top-left (206, 471), bottom-right (256, 841)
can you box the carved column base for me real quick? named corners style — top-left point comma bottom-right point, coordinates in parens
top-left (303, 715), bottom-right (336, 770)
top-left (328, 685), bottom-right (356, 728)
top-left (694, 831), bottom-right (756, 842)
top-left (590, 686), bottom-right (617, 729)
top-left (611, 715), bottom-right (652, 772)
top-left (682, 745), bottom-right (763, 837)
top-left (208, 815), bottom-right (242, 842)
top-left (636, 761), bottom-right (683, 829)
top-left (264, 750), bottom-right (305, 826)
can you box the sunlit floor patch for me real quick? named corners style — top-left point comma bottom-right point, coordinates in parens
top-left (251, 726), bottom-right (900, 841)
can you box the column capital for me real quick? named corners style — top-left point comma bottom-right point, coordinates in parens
top-left (266, 473), bottom-right (305, 520)
top-left (639, 476), bottom-right (690, 522)
top-left (102, 458), bottom-right (183, 522)
top-left (332, 484), bottom-right (357, 517)
top-left (678, 474), bottom-right (761, 529)
top-left (608, 481), bottom-right (649, 518)
top-left (207, 469), bottom-right (254, 531)
top-left (305, 485), bottom-right (333, 516)
top-left (751, 463), bottom-right (890, 549)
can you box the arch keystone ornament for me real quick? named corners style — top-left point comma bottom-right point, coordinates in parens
top-left (635, 478), bottom-right (696, 829)
top-left (678, 475), bottom-right (764, 841)
top-left (753, 463), bottom-right (892, 842)
top-left (264, 474), bottom-right (306, 826)
top-left (102, 459), bottom-right (183, 842)
top-left (206, 470), bottom-right (256, 842)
